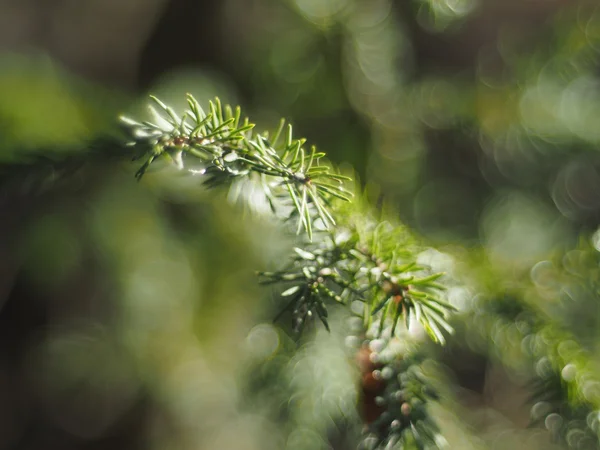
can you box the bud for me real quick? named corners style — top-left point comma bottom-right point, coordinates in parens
top-left (401, 402), bottom-right (412, 416)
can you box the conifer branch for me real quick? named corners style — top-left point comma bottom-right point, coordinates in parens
top-left (0, 137), bottom-right (125, 196)
top-left (121, 95), bottom-right (457, 449)
top-left (120, 95), bottom-right (352, 241)
top-left (354, 336), bottom-right (447, 449)
top-left (258, 224), bottom-right (456, 344)
top-left (122, 95), bottom-right (457, 343)
top-left (459, 241), bottom-right (600, 448)
top-left (471, 295), bottom-right (600, 447)
top-left (0, 93), bottom-right (459, 450)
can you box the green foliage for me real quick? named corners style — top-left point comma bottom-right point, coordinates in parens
top-left (356, 337), bottom-right (446, 450)
top-left (121, 95), bottom-right (352, 240)
top-left (121, 94), bottom-right (458, 449)
top-left (258, 220), bottom-right (456, 345)
top-left (4, 2), bottom-right (600, 449)
top-left (122, 94), bottom-right (456, 346)
top-left (461, 242), bottom-right (600, 448)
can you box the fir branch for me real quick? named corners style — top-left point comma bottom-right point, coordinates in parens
top-left (0, 137), bottom-right (126, 196)
top-left (120, 95), bottom-right (352, 240)
top-left (122, 95), bottom-right (455, 448)
top-left (121, 95), bottom-right (456, 343)
top-left (259, 212), bottom-right (457, 344)
top-left (355, 336), bottom-right (446, 449)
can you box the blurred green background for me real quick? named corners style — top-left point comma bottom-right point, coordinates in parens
top-left (2, 0), bottom-right (600, 449)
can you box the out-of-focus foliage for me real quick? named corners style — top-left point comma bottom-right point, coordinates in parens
top-left (3, 0), bottom-right (600, 449)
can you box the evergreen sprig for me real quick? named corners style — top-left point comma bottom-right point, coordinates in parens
top-left (120, 94), bottom-right (456, 343)
top-left (353, 333), bottom-right (447, 450)
top-left (258, 186), bottom-right (457, 344)
top-left (259, 243), bottom-right (350, 334)
top-left (120, 95), bottom-right (352, 240)
top-left (121, 95), bottom-right (456, 449)
top-left (259, 217), bottom-right (457, 345)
